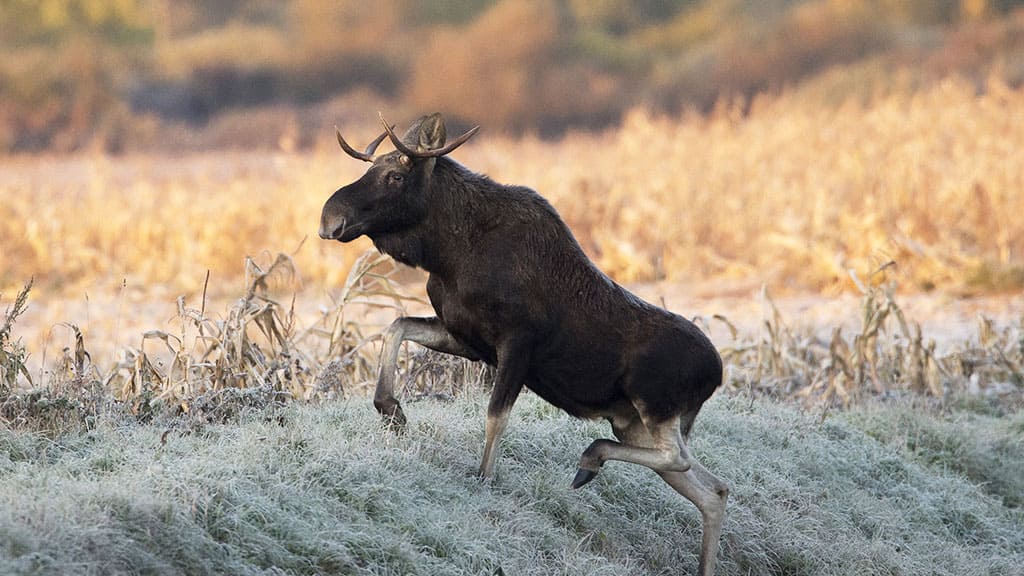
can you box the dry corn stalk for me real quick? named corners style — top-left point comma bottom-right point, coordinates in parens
top-left (1, 279), bottom-right (34, 392)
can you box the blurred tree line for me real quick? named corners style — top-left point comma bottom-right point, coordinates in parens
top-left (2, 0), bottom-right (1024, 151)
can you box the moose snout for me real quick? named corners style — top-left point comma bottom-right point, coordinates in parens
top-left (318, 210), bottom-right (345, 240)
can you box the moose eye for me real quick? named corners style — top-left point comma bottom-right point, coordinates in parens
top-left (388, 172), bottom-right (404, 184)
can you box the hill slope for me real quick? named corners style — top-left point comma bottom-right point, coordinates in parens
top-left (1, 393), bottom-right (1022, 575)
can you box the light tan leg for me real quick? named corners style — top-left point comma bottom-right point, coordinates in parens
top-left (479, 407), bottom-right (511, 478)
top-left (376, 317), bottom-right (479, 430)
top-left (573, 413), bottom-right (729, 575)
top-left (477, 337), bottom-right (530, 479)
top-left (572, 409), bottom-right (692, 487)
top-left (658, 466), bottom-right (729, 576)
top-left (572, 422), bottom-right (692, 486)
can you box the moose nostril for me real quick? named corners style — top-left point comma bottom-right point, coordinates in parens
top-left (318, 215), bottom-right (347, 240)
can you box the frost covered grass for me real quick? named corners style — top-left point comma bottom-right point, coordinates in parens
top-left (2, 392), bottom-right (1021, 576)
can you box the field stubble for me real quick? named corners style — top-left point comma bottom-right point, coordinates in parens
top-left (1, 251), bottom-right (1022, 434)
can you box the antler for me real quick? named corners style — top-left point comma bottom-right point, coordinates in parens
top-left (379, 112), bottom-right (479, 158)
top-left (336, 126), bottom-right (390, 162)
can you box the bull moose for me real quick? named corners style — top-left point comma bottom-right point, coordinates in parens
top-left (319, 113), bottom-right (729, 575)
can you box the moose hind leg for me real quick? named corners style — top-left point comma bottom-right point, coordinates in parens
top-left (376, 316), bottom-right (480, 431)
top-left (658, 464), bottom-right (729, 576)
top-left (572, 410), bottom-right (729, 575)
top-left (572, 415), bottom-right (692, 488)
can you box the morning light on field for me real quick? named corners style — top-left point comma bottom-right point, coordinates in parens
top-left (2, 2), bottom-right (1023, 575)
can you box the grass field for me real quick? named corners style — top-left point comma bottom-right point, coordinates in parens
top-left (1, 392), bottom-right (1022, 576)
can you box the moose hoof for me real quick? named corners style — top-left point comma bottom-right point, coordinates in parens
top-left (570, 468), bottom-right (598, 489)
top-left (381, 411), bottom-right (407, 433)
top-left (374, 398), bottom-right (408, 433)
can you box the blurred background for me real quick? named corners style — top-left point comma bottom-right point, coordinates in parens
top-left (4, 0), bottom-right (1024, 153)
top-left (2, 0), bottom-right (1024, 415)
top-left (3, 0), bottom-right (1024, 312)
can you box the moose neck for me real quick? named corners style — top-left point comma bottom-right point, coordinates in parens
top-left (370, 158), bottom-right (489, 277)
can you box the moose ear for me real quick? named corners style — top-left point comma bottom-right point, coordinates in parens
top-left (417, 113), bottom-right (447, 151)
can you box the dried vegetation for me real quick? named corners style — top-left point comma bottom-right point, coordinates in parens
top-left (717, 269), bottom-right (1023, 407)
top-left (3, 78), bottom-right (1023, 295)
top-left (2, 255), bottom-right (1021, 434)
top-left (2, 79), bottom-right (1024, 431)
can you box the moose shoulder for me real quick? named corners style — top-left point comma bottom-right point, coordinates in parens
top-left (320, 114), bottom-right (730, 576)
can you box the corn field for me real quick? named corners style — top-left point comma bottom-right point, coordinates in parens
top-left (2, 77), bottom-right (1023, 296)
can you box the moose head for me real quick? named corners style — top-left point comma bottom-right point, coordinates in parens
top-left (318, 113), bottom-right (478, 243)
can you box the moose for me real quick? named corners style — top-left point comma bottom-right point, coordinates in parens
top-left (319, 113), bottom-right (730, 575)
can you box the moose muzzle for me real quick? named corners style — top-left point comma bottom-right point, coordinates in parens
top-left (318, 208), bottom-right (346, 241)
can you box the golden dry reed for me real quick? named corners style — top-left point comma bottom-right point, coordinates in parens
top-left (559, 76), bottom-right (1024, 291)
top-left (2, 76), bottom-right (1023, 298)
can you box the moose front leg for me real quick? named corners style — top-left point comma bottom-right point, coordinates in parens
top-left (479, 339), bottom-right (530, 478)
top-left (376, 316), bottom-right (480, 431)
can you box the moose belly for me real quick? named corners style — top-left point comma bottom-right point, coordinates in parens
top-left (525, 347), bottom-right (627, 419)
top-left (438, 313), bottom-right (627, 417)
top-left (430, 275), bottom-right (631, 417)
